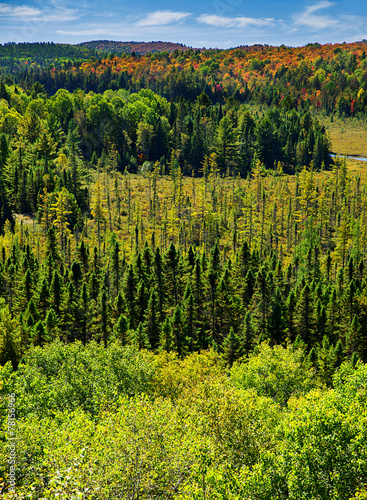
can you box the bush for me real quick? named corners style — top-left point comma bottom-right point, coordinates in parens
top-left (229, 342), bottom-right (316, 406)
top-left (0, 340), bottom-right (156, 418)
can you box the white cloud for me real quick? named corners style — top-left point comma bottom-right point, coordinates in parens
top-left (293, 1), bottom-right (339, 30)
top-left (137, 10), bottom-right (191, 27)
top-left (0, 4), bottom-right (42, 18)
top-left (197, 14), bottom-right (275, 29)
top-left (40, 10), bottom-right (79, 22)
top-left (0, 2), bottom-right (79, 22)
top-left (57, 28), bottom-right (105, 36)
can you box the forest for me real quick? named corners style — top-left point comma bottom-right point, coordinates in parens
top-left (1, 40), bottom-right (367, 499)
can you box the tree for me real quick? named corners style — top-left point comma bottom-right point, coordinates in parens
top-left (145, 290), bottom-right (160, 350)
top-left (164, 243), bottom-right (179, 307)
top-left (114, 314), bottom-right (129, 346)
top-left (0, 300), bottom-right (21, 369)
top-left (160, 317), bottom-right (174, 352)
top-left (230, 342), bottom-right (315, 406)
top-left (296, 283), bottom-right (314, 346)
top-left (214, 116), bottom-right (237, 173)
top-left (221, 327), bottom-right (242, 367)
top-left (51, 187), bottom-right (73, 253)
top-left (91, 177), bottom-right (107, 256)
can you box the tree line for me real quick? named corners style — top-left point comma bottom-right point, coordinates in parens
top-left (2, 41), bottom-right (366, 117)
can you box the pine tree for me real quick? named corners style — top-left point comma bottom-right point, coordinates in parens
top-left (46, 226), bottom-right (59, 262)
top-left (252, 267), bottom-right (271, 341)
top-left (317, 335), bottom-right (337, 386)
top-left (133, 322), bottom-right (150, 350)
top-left (33, 320), bottom-right (47, 347)
top-left (164, 242), bottom-right (179, 307)
top-left (207, 241), bottom-right (221, 338)
top-left (51, 187), bottom-right (72, 253)
top-left (221, 327), bottom-right (242, 367)
top-left (51, 270), bottom-right (62, 316)
top-left (296, 283), bottom-right (313, 346)
top-left (136, 280), bottom-right (148, 325)
top-left (100, 290), bottom-right (108, 348)
top-left (171, 304), bottom-right (185, 356)
top-left (182, 284), bottom-right (196, 352)
top-left (114, 314), bottom-right (129, 346)
top-left (0, 302), bottom-right (21, 369)
top-left (145, 289), bottom-right (160, 350)
top-left (267, 286), bottom-right (285, 344)
top-left (80, 282), bottom-right (88, 345)
top-left (123, 264), bottom-right (136, 329)
top-left (45, 309), bottom-right (59, 341)
top-left (159, 317), bottom-right (174, 352)
top-left (240, 311), bottom-right (253, 354)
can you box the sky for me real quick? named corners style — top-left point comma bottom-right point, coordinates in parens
top-left (0, 0), bottom-right (367, 49)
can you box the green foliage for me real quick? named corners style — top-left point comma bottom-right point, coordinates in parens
top-left (0, 341), bottom-right (156, 418)
top-left (230, 342), bottom-right (316, 405)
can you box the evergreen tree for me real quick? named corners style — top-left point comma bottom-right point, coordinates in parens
top-left (221, 327), bottom-right (242, 367)
top-left (171, 304), bottom-right (185, 356)
top-left (101, 289), bottom-right (108, 348)
top-left (33, 320), bottom-right (47, 347)
top-left (133, 322), bottom-right (150, 350)
top-left (296, 283), bottom-right (314, 346)
top-left (114, 314), bottom-right (129, 346)
top-left (160, 317), bottom-right (174, 352)
top-left (164, 243), bottom-right (179, 307)
top-left (145, 289), bottom-right (160, 350)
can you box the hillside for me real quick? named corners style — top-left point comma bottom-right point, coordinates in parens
top-left (77, 40), bottom-right (195, 55)
top-left (1, 40), bottom-right (366, 119)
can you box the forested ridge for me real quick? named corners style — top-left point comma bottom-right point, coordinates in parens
top-left (1, 40), bottom-right (367, 115)
top-left (1, 39), bottom-right (367, 499)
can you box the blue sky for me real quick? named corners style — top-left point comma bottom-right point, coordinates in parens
top-left (0, 0), bottom-right (367, 48)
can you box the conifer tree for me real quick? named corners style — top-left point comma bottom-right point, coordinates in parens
top-left (46, 226), bottom-right (59, 262)
top-left (123, 264), bottom-right (136, 329)
top-left (267, 286), bottom-right (285, 344)
top-left (114, 314), bottom-right (129, 346)
top-left (51, 269), bottom-right (62, 316)
top-left (101, 289), bottom-right (108, 348)
top-left (182, 284), bottom-right (196, 352)
top-left (221, 327), bottom-right (242, 367)
top-left (80, 282), bottom-right (88, 345)
top-left (33, 320), bottom-right (47, 347)
top-left (160, 317), bottom-right (174, 352)
top-left (296, 283), bottom-right (314, 346)
top-left (240, 311), bottom-right (254, 354)
top-left (145, 289), bottom-right (160, 350)
top-left (317, 335), bottom-right (337, 386)
top-left (51, 187), bottom-right (72, 253)
top-left (171, 304), bottom-right (185, 356)
top-left (252, 267), bottom-right (271, 341)
top-left (133, 322), bottom-right (150, 350)
top-left (0, 302), bottom-right (21, 369)
top-left (164, 242), bottom-right (179, 307)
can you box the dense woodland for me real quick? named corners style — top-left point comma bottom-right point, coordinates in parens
top-left (1, 40), bottom-right (367, 499)
top-left (1, 40), bottom-right (367, 115)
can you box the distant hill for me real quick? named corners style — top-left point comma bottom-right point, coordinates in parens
top-left (77, 40), bottom-right (197, 55)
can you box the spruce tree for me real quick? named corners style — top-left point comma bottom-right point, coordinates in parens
top-left (114, 314), bottom-right (129, 346)
top-left (171, 304), bottom-right (185, 356)
top-left (134, 322), bottom-right (150, 350)
top-left (145, 289), bottom-right (160, 350)
top-left (221, 327), bottom-right (242, 367)
top-left (160, 317), bottom-right (174, 353)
